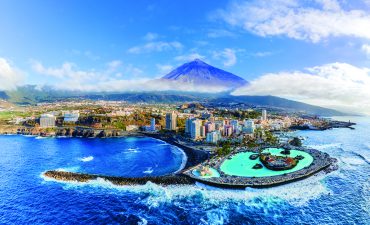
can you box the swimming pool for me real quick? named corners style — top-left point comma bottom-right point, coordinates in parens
top-left (220, 148), bottom-right (314, 177)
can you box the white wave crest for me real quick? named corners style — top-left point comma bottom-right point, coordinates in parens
top-left (42, 170), bottom-right (333, 209)
top-left (307, 143), bottom-right (342, 150)
top-left (79, 156), bottom-right (94, 162)
top-left (143, 167), bottom-right (154, 174)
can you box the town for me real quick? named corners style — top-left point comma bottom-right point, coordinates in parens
top-left (0, 100), bottom-right (354, 154)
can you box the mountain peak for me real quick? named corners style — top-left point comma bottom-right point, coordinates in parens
top-left (190, 58), bottom-right (207, 65)
top-left (161, 60), bottom-right (248, 89)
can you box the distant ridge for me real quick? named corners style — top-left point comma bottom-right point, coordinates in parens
top-left (0, 87), bottom-right (350, 116)
top-left (161, 59), bottom-right (248, 89)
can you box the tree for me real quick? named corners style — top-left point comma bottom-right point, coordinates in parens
top-left (289, 137), bottom-right (302, 147)
top-left (216, 141), bottom-right (232, 157)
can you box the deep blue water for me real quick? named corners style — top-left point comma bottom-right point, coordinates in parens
top-left (0, 117), bottom-right (369, 225)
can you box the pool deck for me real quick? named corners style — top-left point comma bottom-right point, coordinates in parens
top-left (183, 146), bottom-right (334, 188)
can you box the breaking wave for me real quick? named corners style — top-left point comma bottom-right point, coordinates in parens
top-left (79, 156), bottom-right (94, 162)
top-left (41, 171), bottom-right (332, 208)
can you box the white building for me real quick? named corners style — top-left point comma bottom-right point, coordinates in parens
top-left (165, 112), bottom-right (177, 130)
top-left (63, 111), bottom-right (80, 123)
top-left (40, 114), bottom-right (56, 128)
top-left (150, 118), bottom-right (156, 131)
top-left (190, 119), bottom-right (201, 140)
top-left (262, 109), bottom-right (267, 121)
top-left (206, 130), bottom-right (221, 144)
top-left (244, 119), bottom-right (255, 134)
top-left (230, 120), bottom-right (241, 134)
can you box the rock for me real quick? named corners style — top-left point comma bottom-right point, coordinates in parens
top-left (252, 163), bottom-right (263, 169)
top-left (249, 154), bottom-right (259, 160)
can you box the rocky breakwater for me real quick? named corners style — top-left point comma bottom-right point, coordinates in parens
top-left (44, 170), bottom-right (194, 186)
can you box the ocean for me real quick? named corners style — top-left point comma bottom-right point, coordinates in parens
top-left (0, 116), bottom-right (369, 225)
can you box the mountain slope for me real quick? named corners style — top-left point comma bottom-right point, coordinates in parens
top-left (210, 95), bottom-right (347, 116)
top-left (0, 86), bottom-right (347, 116)
top-left (162, 59), bottom-right (248, 88)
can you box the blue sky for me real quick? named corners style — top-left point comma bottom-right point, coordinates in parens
top-left (1, 0), bottom-right (370, 113)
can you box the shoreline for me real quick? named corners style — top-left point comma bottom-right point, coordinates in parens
top-left (1, 131), bottom-right (338, 189)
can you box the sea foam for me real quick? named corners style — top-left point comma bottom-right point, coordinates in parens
top-left (79, 156), bottom-right (94, 162)
top-left (42, 170), bottom-right (332, 209)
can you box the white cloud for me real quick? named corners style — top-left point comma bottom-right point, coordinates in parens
top-left (249, 51), bottom-right (273, 57)
top-left (213, 48), bottom-right (237, 67)
top-left (31, 60), bottom-right (229, 93)
top-left (156, 64), bottom-right (174, 75)
top-left (106, 60), bottom-right (122, 73)
top-left (361, 44), bottom-right (370, 57)
top-left (174, 53), bottom-right (205, 62)
top-left (128, 41), bottom-right (183, 54)
top-left (31, 61), bottom-right (95, 80)
top-left (0, 58), bottom-right (24, 90)
top-left (207, 29), bottom-right (236, 38)
top-left (232, 62), bottom-right (370, 114)
top-left (52, 79), bottom-right (229, 93)
top-left (216, 0), bottom-right (370, 43)
top-left (143, 32), bottom-right (159, 41)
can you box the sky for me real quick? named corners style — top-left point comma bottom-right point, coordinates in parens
top-left (0, 0), bottom-right (370, 114)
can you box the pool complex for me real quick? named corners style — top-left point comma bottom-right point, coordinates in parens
top-left (220, 148), bottom-right (314, 177)
top-left (192, 168), bottom-right (220, 178)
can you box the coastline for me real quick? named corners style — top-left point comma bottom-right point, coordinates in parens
top-left (0, 125), bottom-right (144, 138)
top-left (141, 132), bottom-right (210, 172)
top-left (1, 130), bottom-right (338, 189)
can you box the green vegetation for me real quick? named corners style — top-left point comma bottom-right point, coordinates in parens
top-left (215, 109), bottom-right (261, 120)
top-left (0, 111), bottom-right (33, 120)
top-left (265, 130), bottom-right (278, 145)
top-left (216, 141), bottom-right (232, 157)
top-left (289, 137), bottom-right (302, 147)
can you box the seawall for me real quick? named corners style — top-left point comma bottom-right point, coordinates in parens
top-left (44, 170), bottom-right (194, 186)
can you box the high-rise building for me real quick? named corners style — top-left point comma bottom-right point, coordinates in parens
top-left (185, 117), bottom-right (195, 134)
top-left (40, 114), bottom-right (56, 128)
top-left (165, 112), bottom-right (177, 130)
top-left (150, 118), bottom-right (156, 131)
top-left (224, 125), bottom-right (233, 136)
top-left (190, 119), bottom-right (201, 140)
top-left (206, 130), bottom-right (221, 144)
top-left (200, 125), bottom-right (206, 137)
top-left (262, 109), bottom-right (267, 121)
top-left (205, 122), bottom-right (215, 133)
top-left (244, 119), bottom-right (255, 134)
top-left (230, 120), bottom-right (240, 134)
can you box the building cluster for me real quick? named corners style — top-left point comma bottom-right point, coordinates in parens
top-left (39, 110), bottom-right (81, 128)
top-left (161, 109), bottom-right (294, 144)
top-left (183, 117), bottom-right (259, 144)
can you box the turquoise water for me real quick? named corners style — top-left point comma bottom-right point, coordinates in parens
top-left (220, 148), bottom-right (313, 177)
top-left (192, 168), bottom-right (221, 178)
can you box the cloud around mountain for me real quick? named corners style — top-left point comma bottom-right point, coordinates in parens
top-left (2, 57), bottom-right (370, 114)
top-left (0, 58), bottom-right (24, 91)
top-left (232, 62), bottom-right (370, 114)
